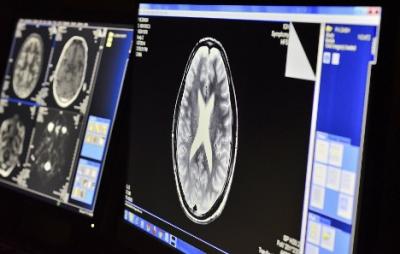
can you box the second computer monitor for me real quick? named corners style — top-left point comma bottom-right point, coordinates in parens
top-left (124, 4), bottom-right (381, 254)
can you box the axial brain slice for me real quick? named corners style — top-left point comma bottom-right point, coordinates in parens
top-left (12, 33), bottom-right (44, 99)
top-left (0, 115), bottom-right (26, 178)
top-left (31, 117), bottom-right (68, 178)
top-left (173, 38), bottom-right (238, 224)
top-left (53, 36), bottom-right (88, 108)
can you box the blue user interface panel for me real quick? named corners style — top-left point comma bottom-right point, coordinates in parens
top-left (303, 23), bottom-right (379, 254)
top-left (124, 4), bottom-right (380, 254)
top-left (0, 19), bottom-right (133, 216)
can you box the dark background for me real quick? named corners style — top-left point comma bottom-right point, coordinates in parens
top-left (0, 0), bottom-right (399, 254)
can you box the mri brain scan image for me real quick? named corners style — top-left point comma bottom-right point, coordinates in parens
top-left (12, 33), bottom-right (44, 99)
top-left (27, 108), bottom-right (81, 196)
top-left (0, 115), bottom-right (26, 178)
top-left (172, 38), bottom-right (238, 224)
top-left (30, 114), bottom-right (70, 180)
top-left (53, 36), bottom-right (88, 108)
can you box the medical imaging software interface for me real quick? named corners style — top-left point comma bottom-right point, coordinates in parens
top-left (124, 4), bottom-right (380, 254)
top-left (0, 19), bottom-right (133, 216)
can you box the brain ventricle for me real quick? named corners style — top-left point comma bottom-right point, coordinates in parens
top-left (173, 38), bottom-right (238, 224)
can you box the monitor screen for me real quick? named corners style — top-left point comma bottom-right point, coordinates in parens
top-left (124, 4), bottom-right (380, 254)
top-left (0, 19), bottom-right (133, 216)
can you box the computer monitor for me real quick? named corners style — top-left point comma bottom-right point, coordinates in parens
top-left (124, 4), bottom-right (381, 254)
top-left (0, 19), bottom-right (133, 216)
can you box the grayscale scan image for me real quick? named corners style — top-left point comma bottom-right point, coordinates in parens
top-left (53, 36), bottom-right (88, 108)
top-left (31, 115), bottom-right (69, 177)
top-left (27, 108), bottom-right (81, 197)
top-left (172, 38), bottom-right (238, 224)
top-left (12, 33), bottom-right (44, 99)
top-left (0, 115), bottom-right (26, 178)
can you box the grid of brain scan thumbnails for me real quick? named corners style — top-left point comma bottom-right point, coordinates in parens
top-left (0, 20), bottom-right (103, 204)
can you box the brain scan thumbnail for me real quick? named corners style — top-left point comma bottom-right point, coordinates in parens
top-left (27, 108), bottom-right (81, 197)
top-left (53, 36), bottom-right (88, 108)
top-left (12, 33), bottom-right (44, 99)
top-left (31, 117), bottom-right (69, 177)
top-left (0, 115), bottom-right (26, 178)
top-left (172, 38), bottom-right (238, 224)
